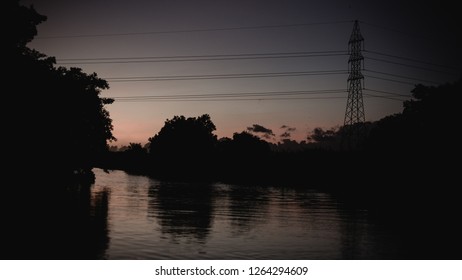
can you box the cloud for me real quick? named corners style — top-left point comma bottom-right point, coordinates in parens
top-left (247, 124), bottom-right (274, 136)
top-left (280, 125), bottom-right (296, 132)
top-left (246, 124), bottom-right (275, 140)
top-left (280, 132), bottom-right (291, 138)
top-left (279, 125), bottom-right (297, 139)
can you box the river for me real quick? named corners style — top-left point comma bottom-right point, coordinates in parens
top-left (82, 168), bottom-right (407, 259)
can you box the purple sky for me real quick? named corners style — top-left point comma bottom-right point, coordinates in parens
top-left (24, 0), bottom-right (461, 145)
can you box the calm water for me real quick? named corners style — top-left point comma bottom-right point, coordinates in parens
top-left (85, 168), bottom-right (403, 259)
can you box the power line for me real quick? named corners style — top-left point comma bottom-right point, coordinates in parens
top-left (364, 50), bottom-right (460, 70)
top-left (364, 88), bottom-right (411, 98)
top-left (364, 56), bottom-right (456, 75)
top-left (112, 96), bottom-right (348, 102)
top-left (111, 94), bottom-right (403, 103)
top-left (363, 69), bottom-right (441, 84)
top-left (105, 70), bottom-right (348, 82)
top-left (364, 74), bottom-right (417, 86)
top-left (112, 89), bottom-right (347, 100)
top-left (57, 51), bottom-right (348, 65)
top-left (363, 93), bottom-right (406, 102)
top-left (106, 88), bottom-right (407, 103)
top-left (36, 20), bottom-right (352, 39)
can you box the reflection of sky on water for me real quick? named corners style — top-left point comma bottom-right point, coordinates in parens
top-left (94, 168), bottom-right (397, 259)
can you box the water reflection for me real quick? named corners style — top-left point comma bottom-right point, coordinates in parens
top-left (7, 169), bottom-right (448, 259)
top-left (148, 182), bottom-right (215, 242)
top-left (227, 185), bottom-right (269, 235)
top-left (2, 182), bottom-right (110, 259)
top-left (93, 169), bottom-right (424, 259)
top-left (47, 184), bottom-right (110, 259)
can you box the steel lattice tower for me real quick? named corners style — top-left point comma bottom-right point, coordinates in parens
top-left (344, 20), bottom-right (365, 126)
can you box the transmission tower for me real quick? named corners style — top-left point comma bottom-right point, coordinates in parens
top-left (344, 20), bottom-right (365, 126)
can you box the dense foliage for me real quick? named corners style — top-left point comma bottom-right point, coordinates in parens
top-left (6, 0), bottom-right (114, 182)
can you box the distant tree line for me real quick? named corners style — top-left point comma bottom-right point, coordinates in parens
top-left (98, 77), bottom-right (461, 188)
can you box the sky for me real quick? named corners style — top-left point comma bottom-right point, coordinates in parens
top-left (24, 0), bottom-right (461, 146)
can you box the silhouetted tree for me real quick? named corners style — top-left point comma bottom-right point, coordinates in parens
top-left (306, 126), bottom-right (345, 150)
top-left (309, 127), bottom-right (338, 143)
top-left (214, 131), bottom-right (271, 182)
top-left (275, 139), bottom-right (310, 152)
top-left (148, 114), bottom-right (217, 179)
top-left (125, 143), bottom-right (145, 153)
top-left (231, 131), bottom-right (271, 157)
top-left (404, 79), bottom-right (461, 147)
top-left (367, 78), bottom-right (461, 153)
top-left (55, 67), bottom-right (115, 175)
top-left (109, 145), bottom-right (119, 152)
top-left (7, 0), bottom-right (46, 53)
top-left (111, 142), bottom-right (149, 173)
top-left (6, 0), bottom-right (114, 182)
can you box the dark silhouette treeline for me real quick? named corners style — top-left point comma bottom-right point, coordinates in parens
top-left (6, 0), bottom-right (115, 184)
top-left (2, 1), bottom-right (114, 259)
top-left (99, 76), bottom-right (461, 190)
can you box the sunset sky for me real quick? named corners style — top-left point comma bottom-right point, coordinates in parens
top-left (24, 0), bottom-right (460, 145)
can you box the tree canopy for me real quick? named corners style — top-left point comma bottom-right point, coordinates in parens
top-left (6, 0), bottom-right (115, 182)
top-left (367, 78), bottom-right (461, 152)
top-left (148, 114), bottom-right (217, 179)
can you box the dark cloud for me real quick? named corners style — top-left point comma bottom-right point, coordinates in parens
top-left (280, 125), bottom-right (296, 139)
top-left (280, 132), bottom-right (291, 138)
top-left (281, 125), bottom-right (296, 131)
top-left (247, 124), bottom-right (274, 136)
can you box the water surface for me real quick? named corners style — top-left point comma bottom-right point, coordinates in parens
top-left (90, 168), bottom-right (401, 259)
